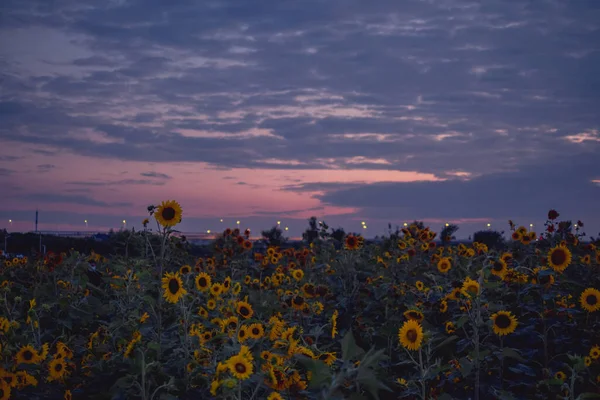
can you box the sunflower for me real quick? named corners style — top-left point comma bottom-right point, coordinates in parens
top-left (439, 300), bottom-right (448, 313)
top-left (248, 323), bottom-right (265, 339)
top-left (437, 257), bottom-right (452, 273)
top-left (318, 352), bottom-right (337, 366)
top-left (47, 358), bottom-right (69, 381)
top-left (555, 371), bottom-right (566, 381)
top-left (15, 345), bottom-right (42, 365)
top-left (207, 299), bottom-right (217, 310)
top-left (232, 282), bottom-right (242, 295)
top-left (0, 380), bottom-right (11, 400)
top-left (579, 288), bottom-right (600, 313)
top-left (398, 320), bottom-right (424, 351)
top-left (548, 245), bottom-right (572, 273)
top-left (461, 277), bottom-right (480, 297)
top-left (267, 393), bottom-right (283, 400)
top-left (585, 356), bottom-right (592, 367)
top-left (344, 235), bottom-right (361, 250)
top-left (291, 269), bottom-right (304, 281)
top-left (331, 310), bottom-right (339, 338)
top-left (161, 272), bottom-right (187, 304)
top-left (210, 283), bottom-right (224, 297)
top-left (445, 321), bottom-right (455, 334)
top-left (491, 311), bottom-right (518, 336)
top-left (415, 281), bottom-right (424, 291)
top-left (195, 272), bottom-right (211, 292)
top-left (403, 309), bottom-right (424, 323)
top-left (154, 200), bottom-right (182, 228)
top-left (236, 301), bottom-right (254, 319)
top-left (590, 345), bottom-right (600, 359)
top-left (179, 264), bottom-right (191, 275)
top-left (580, 254), bottom-right (591, 265)
top-left (491, 259), bottom-right (508, 278)
top-left (227, 354), bottom-right (253, 380)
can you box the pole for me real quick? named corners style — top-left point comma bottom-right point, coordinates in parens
top-left (35, 209), bottom-right (38, 233)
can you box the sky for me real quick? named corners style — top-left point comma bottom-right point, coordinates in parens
top-left (0, 0), bottom-right (599, 240)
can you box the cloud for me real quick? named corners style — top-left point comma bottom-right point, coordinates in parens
top-left (66, 179), bottom-right (167, 186)
top-left (18, 193), bottom-right (133, 207)
top-left (0, 167), bottom-right (15, 176)
top-left (140, 171), bottom-right (171, 179)
top-left (36, 164), bottom-right (56, 172)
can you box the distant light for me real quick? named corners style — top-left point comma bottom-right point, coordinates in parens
top-left (123, 220), bottom-right (126, 224)
top-left (318, 221), bottom-right (323, 224)
top-left (574, 224), bottom-right (578, 228)
top-left (284, 226), bottom-right (289, 231)
top-left (445, 223), bottom-right (449, 227)
top-left (219, 219), bottom-right (223, 223)
top-left (486, 223), bottom-right (491, 227)
top-left (361, 221), bottom-right (366, 225)
top-left (84, 220), bottom-right (88, 223)
top-left (403, 223), bottom-right (408, 227)
top-left (236, 220), bottom-right (240, 225)
top-left (8, 220), bottom-right (12, 223)
top-left (529, 223), bottom-right (533, 227)
top-left (207, 230), bottom-right (211, 234)
top-left (277, 221), bottom-right (281, 225)
top-left (363, 225), bottom-right (367, 229)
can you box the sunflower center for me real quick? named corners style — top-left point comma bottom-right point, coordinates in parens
top-left (550, 250), bottom-right (567, 265)
top-left (23, 350), bottom-right (33, 361)
top-left (467, 284), bottom-right (478, 293)
top-left (239, 330), bottom-right (246, 338)
top-left (168, 279), bottom-right (180, 294)
top-left (252, 328), bottom-right (260, 335)
top-left (161, 207), bottom-right (176, 221)
top-left (406, 329), bottom-right (418, 342)
top-left (235, 362), bottom-right (247, 373)
top-left (493, 262), bottom-right (504, 271)
top-left (586, 295), bottom-right (598, 305)
top-left (55, 363), bottom-right (63, 372)
top-left (495, 314), bottom-right (511, 329)
top-left (293, 296), bottom-right (304, 305)
top-left (198, 277), bottom-right (207, 287)
top-left (239, 307), bottom-right (250, 316)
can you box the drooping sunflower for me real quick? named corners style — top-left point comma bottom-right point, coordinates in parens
top-left (179, 264), bottom-right (191, 275)
top-left (0, 380), bottom-right (11, 400)
top-left (195, 272), bottom-right (211, 292)
top-left (491, 259), bottom-right (508, 278)
top-left (398, 320), bottom-right (424, 351)
top-left (227, 354), bottom-right (253, 380)
top-left (579, 288), bottom-right (600, 313)
top-left (548, 245), bottom-right (572, 273)
top-left (445, 321), bottom-right (455, 334)
top-left (403, 309), bottom-right (424, 323)
top-left (555, 371), bottom-right (566, 381)
top-left (248, 323), bottom-right (265, 339)
top-left (461, 277), bottom-right (480, 297)
top-left (439, 300), bottom-right (448, 313)
top-left (154, 200), bottom-right (182, 228)
top-left (236, 301), bottom-right (254, 319)
top-left (47, 358), bottom-right (69, 382)
top-left (437, 257), bottom-right (452, 273)
top-left (15, 345), bottom-right (42, 365)
top-left (318, 352), bottom-right (337, 366)
top-left (161, 272), bottom-right (187, 304)
top-left (590, 345), bottom-right (600, 360)
top-left (491, 311), bottom-right (518, 336)
top-left (415, 281), bottom-right (424, 291)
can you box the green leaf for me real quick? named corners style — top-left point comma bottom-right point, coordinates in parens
top-left (502, 347), bottom-right (526, 362)
top-left (577, 393), bottom-right (600, 399)
top-left (294, 355), bottom-right (331, 390)
top-left (341, 330), bottom-right (365, 361)
top-left (459, 357), bottom-right (473, 378)
top-left (434, 335), bottom-right (459, 352)
top-left (455, 315), bottom-right (469, 329)
top-left (356, 368), bottom-right (392, 400)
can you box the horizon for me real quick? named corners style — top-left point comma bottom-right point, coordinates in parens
top-left (1, 1), bottom-right (599, 238)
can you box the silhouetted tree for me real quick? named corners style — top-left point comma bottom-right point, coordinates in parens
top-left (302, 216), bottom-right (320, 244)
top-left (440, 224), bottom-right (459, 246)
top-left (261, 225), bottom-right (287, 247)
top-left (473, 229), bottom-right (505, 249)
top-left (330, 227), bottom-right (346, 243)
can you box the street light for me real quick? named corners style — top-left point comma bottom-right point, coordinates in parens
top-left (403, 223), bottom-right (408, 227)
top-left (84, 219), bottom-right (88, 228)
top-left (284, 226), bottom-right (289, 231)
top-left (122, 219), bottom-right (127, 229)
top-left (277, 221), bottom-right (281, 225)
top-left (220, 219), bottom-right (223, 223)
top-left (8, 219), bottom-right (12, 227)
top-left (361, 221), bottom-right (366, 225)
top-left (529, 223), bottom-right (533, 228)
top-left (487, 223), bottom-right (491, 228)
top-left (236, 220), bottom-right (240, 226)
top-left (207, 229), bottom-right (211, 234)
top-left (445, 223), bottom-right (449, 227)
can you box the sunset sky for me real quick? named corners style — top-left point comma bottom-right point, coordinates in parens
top-left (1, 0), bottom-right (599, 239)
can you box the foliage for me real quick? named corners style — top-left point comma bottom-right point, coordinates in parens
top-left (0, 207), bottom-right (599, 400)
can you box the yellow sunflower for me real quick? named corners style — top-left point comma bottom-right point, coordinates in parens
top-left (415, 281), bottom-right (424, 291)
top-left (491, 259), bottom-right (508, 278)
top-left (0, 380), bottom-right (11, 400)
top-left (590, 345), bottom-right (600, 359)
top-left (47, 358), bottom-right (69, 381)
top-left (439, 300), bottom-right (448, 313)
top-left (548, 245), bottom-right (572, 273)
top-left (154, 200), bottom-right (182, 228)
top-left (291, 269), bottom-right (304, 281)
top-left (398, 320), bottom-right (424, 351)
top-left (461, 277), bottom-right (480, 297)
top-left (206, 299), bottom-right (217, 310)
top-left (227, 354), bottom-right (253, 380)
top-left (161, 272), bottom-right (187, 304)
top-left (491, 311), bottom-right (518, 336)
top-left (445, 321), bottom-right (455, 334)
top-left (195, 272), bottom-right (211, 292)
top-left (437, 257), bottom-right (452, 273)
top-left (555, 371), bottom-right (566, 381)
top-left (579, 288), bottom-right (600, 313)
top-left (179, 264), bottom-right (191, 275)
top-left (403, 309), bottom-right (424, 323)
top-left (236, 301), bottom-right (254, 319)
top-left (15, 345), bottom-right (42, 365)
top-left (248, 323), bottom-right (265, 339)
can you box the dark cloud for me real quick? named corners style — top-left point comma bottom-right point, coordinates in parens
top-left (18, 193), bottom-right (133, 207)
top-left (66, 179), bottom-right (167, 186)
top-left (36, 164), bottom-right (55, 172)
top-left (140, 171), bottom-right (171, 179)
top-left (0, 167), bottom-right (15, 176)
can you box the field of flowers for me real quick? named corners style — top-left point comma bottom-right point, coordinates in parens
top-left (1, 201), bottom-right (599, 400)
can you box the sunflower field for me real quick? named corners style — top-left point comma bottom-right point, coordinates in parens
top-left (1, 203), bottom-right (599, 400)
